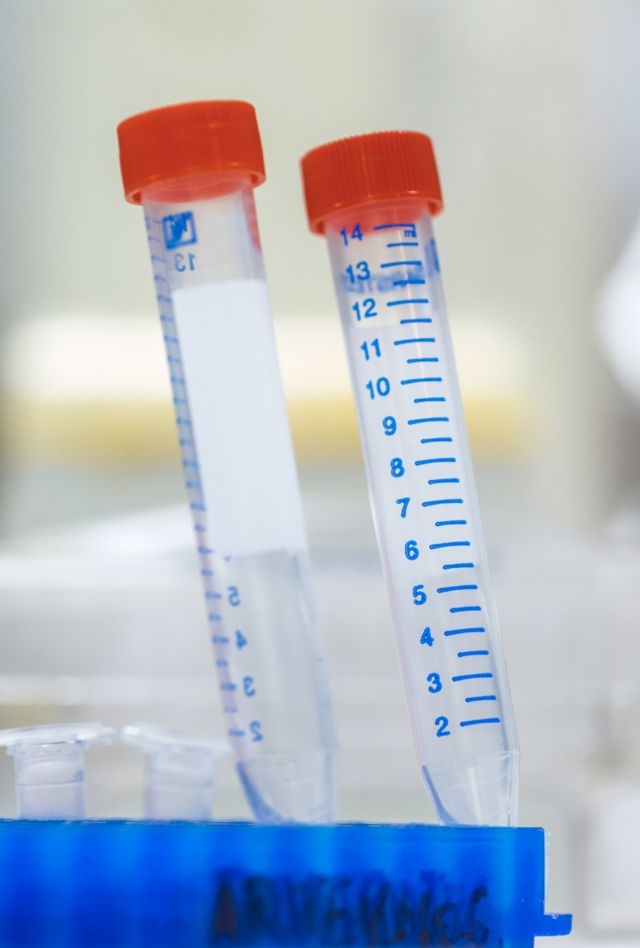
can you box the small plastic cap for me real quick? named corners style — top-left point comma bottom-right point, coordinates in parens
top-left (117, 100), bottom-right (266, 204)
top-left (301, 131), bottom-right (443, 234)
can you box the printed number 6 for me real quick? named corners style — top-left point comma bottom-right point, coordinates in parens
top-left (405, 540), bottom-right (419, 561)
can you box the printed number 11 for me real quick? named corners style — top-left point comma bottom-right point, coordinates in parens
top-left (360, 339), bottom-right (381, 361)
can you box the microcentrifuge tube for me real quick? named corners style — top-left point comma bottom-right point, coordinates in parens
top-left (301, 133), bottom-right (519, 826)
top-left (122, 723), bottom-right (228, 821)
top-left (0, 723), bottom-right (113, 820)
top-left (117, 102), bottom-right (335, 823)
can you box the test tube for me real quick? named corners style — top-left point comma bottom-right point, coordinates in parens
top-left (0, 723), bottom-right (113, 820)
top-left (117, 102), bottom-right (335, 823)
top-left (301, 133), bottom-right (519, 826)
top-left (122, 723), bottom-right (228, 821)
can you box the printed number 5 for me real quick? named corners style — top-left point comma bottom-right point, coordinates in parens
top-left (412, 584), bottom-right (427, 605)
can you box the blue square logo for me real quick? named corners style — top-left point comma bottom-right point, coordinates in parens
top-left (162, 212), bottom-right (197, 249)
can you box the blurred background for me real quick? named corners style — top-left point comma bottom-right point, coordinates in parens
top-left (1, 0), bottom-right (640, 942)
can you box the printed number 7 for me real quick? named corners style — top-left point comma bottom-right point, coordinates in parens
top-left (396, 497), bottom-right (410, 518)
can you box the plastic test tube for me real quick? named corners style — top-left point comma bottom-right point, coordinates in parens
top-left (0, 723), bottom-right (113, 820)
top-left (122, 723), bottom-right (228, 821)
top-left (117, 102), bottom-right (335, 823)
top-left (301, 133), bottom-right (519, 826)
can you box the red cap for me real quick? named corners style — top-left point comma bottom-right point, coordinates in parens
top-left (301, 131), bottom-right (443, 234)
top-left (117, 101), bottom-right (265, 204)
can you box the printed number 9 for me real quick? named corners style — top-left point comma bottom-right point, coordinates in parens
top-left (382, 416), bottom-right (397, 436)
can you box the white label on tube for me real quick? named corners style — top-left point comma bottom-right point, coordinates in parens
top-left (171, 279), bottom-right (307, 557)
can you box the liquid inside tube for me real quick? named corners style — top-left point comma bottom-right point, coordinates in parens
top-left (326, 206), bottom-right (518, 826)
top-left (144, 188), bottom-right (335, 822)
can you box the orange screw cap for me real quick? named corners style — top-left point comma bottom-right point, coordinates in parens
top-left (300, 131), bottom-right (443, 235)
top-left (117, 100), bottom-right (265, 205)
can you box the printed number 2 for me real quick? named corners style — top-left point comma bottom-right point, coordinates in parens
top-left (435, 716), bottom-right (451, 737)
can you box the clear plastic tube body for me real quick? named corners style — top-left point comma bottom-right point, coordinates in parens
top-left (122, 724), bottom-right (228, 821)
top-left (324, 203), bottom-right (518, 826)
top-left (140, 177), bottom-right (335, 822)
top-left (0, 723), bottom-right (113, 820)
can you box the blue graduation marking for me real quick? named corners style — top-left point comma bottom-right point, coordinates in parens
top-left (374, 223), bottom-right (415, 230)
top-left (452, 673), bottom-right (493, 683)
top-left (442, 561), bottom-right (474, 570)
top-left (435, 519), bottom-right (467, 526)
top-left (429, 478), bottom-right (460, 486)
top-left (387, 298), bottom-right (430, 307)
top-left (401, 377), bottom-right (443, 385)
top-left (415, 457), bottom-right (456, 466)
top-left (394, 337), bottom-right (436, 346)
top-left (465, 695), bottom-right (497, 703)
top-left (422, 499), bottom-right (463, 510)
top-left (443, 625), bottom-right (485, 635)
top-left (429, 540), bottom-right (470, 549)
top-left (380, 260), bottom-right (422, 268)
top-left (409, 416), bottom-right (449, 425)
top-left (458, 650), bottom-right (490, 658)
top-left (400, 318), bottom-right (432, 324)
top-left (421, 437), bottom-right (453, 444)
top-left (393, 278), bottom-right (427, 286)
top-left (460, 718), bottom-right (501, 727)
top-left (450, 605), bottom-right (482, 614)
top-left (387, 241), bottom-right (419, 247)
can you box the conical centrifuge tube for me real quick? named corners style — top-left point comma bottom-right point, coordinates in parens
top-left (301, 132), bottom-right (519, 826)
top-left (0, 723), bottom-right (113, 820)
top-left (117, 102), bottom-right (335, 822)
top-left (122, 723), bottom-right (228, 821)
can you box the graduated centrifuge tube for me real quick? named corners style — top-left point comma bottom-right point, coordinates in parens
top-left (0, 723), bottom-right (113, 820)
top-left (117, 102), bottom-right (335, 822)
top-left (301, 132), bottom-right (519, 826)
top-left (122, 723), bottom-right (228, 821)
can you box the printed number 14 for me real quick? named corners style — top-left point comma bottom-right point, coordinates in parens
top-left (340, 224), bottom-right (363, 245)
